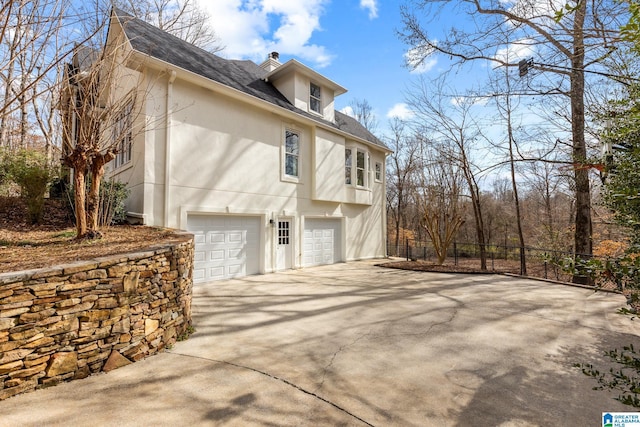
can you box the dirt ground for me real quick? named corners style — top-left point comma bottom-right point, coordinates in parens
top-left (0, 197), bottom-right (179, 273)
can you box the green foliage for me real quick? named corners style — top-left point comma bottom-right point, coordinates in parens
top-left (622, 1), bottom-right (640, 53)
top-left (67, 178), bottom-right (130, 228)
top-left (554, 2), bottom-right (580, 23)
top-left (567, 254), bottom-right (640, 291)
top-left (177, 325), bottom-right (195, 342)
top-left (98, 179), bottom-right (129, 226)
top-left (1, 148), bottom-right (57, 224)
top-left (576, 344), bottom-right (640, 408)
top-left (600, 81), bottom-right (640, 244)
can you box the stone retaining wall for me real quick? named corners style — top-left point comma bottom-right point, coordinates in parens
top-left (0, 232), bottom-right (194, 400)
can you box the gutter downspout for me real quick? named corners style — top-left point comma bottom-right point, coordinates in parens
top-left (164, 70), bottom-right (177, 228)
top-left (382, 153), bottom-right (389, 258)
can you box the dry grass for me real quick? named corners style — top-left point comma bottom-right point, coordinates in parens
top-left (0, 197), bottom-right (179, 273)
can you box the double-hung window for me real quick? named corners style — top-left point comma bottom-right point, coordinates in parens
top-left (375, 161), bottom-right (382, 182)
top-left (113, 99), bottom-right (134, 169)
top-left (284, 129), bottom-right (300, 178)
top-left (345, 148), bottom-right (352, 184)
top-left (310, 82), bottom-right (321, 114)
top-left (356, 150), bottom-right (366, 187)
top-left (345, 147), bottom-right (369, 188)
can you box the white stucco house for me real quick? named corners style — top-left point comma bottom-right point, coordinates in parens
top-left (100, 9), bottom-right (390, 283)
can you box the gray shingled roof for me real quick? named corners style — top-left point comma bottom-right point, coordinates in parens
top-left (113, 8), bottom-right (387, 149)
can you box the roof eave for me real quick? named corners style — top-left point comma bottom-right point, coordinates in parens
top-left (264, 59), bottom-right (348, 96)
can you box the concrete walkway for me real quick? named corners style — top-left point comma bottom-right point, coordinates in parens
top-left (1, 260), bottom-right (639, 426)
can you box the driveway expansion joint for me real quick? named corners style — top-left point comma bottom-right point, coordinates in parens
top-left (168, 351), bottom-right (376, 427)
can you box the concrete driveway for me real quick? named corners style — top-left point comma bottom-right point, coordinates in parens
top-left (1, 260), bottom-right (639, 426)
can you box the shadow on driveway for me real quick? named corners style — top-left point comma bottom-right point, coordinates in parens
top-left (0, 260), bottom-right (638, 426)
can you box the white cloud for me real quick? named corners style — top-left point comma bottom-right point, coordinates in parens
top-left (386, 103), bottom-right (414, 120)
top-left (493, 38), bottom-right (536, 63)
top-left (200, 0), bottom-right (333, 68)
top-left (505, 0), bottom-right (566, 27)
top-left (404, 45), bottom-right (438, 74)
top-left (340, 106), bottom-right (355, 117)
top-left (360, 0), bottom-right (378, 19)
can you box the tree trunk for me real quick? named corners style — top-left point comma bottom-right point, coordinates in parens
top-left (73, 163), bottom-right (87, 238)
top-left (571, 0), bottom-right (593, 284)
top-left (505, 85), bottom-right (527, 276)
top-left (87, 163), bottom-right (103, 234)
top-left (87, 152), bottom-right (114, 235)
top-left (462, 162), bottom-right (487, 270)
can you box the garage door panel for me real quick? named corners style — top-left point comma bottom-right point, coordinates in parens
top-left (209, 232), bottom-right (225, 244)
top-left (188, 215), bottom-right (261, 283)
top-left (304, 219), bottom-right (341, 267)
top-left (210, 250), bottom-right (224, 261)
top-left (209, 267), bottom-right (224, 280)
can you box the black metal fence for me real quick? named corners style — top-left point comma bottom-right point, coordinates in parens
top-left (387, 240), bottom-right (587, 282)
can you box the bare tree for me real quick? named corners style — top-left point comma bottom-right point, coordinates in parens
top-left (0, 0), bottom-right (72, 152)
top-left (490, 64), bottom-right (528, 274)
top-left (399, 0), bottom-right (630, 281)
top-left (386, 118), bottom-right (420, 254)
top-left (348, 98), bottom-right (378, 133)
top-left (407, 77), bottom-right (489, 269)
top-left (416, 147), bottom-right (465, 265)
top-left (114, 0), bottom-right (223, 52)
top-left (58, 26), bottom-right (144, 238)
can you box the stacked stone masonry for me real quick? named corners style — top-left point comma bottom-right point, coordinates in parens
top-left (0, 232), bottom-right (194, 401)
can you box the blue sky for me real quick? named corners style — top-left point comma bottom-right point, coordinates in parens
top-left (201, 0), bottom-right (432, 129)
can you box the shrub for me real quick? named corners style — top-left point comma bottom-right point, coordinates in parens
top-left (564, 252), bottom-right (640, 291)
top-left (2, 149), bottom-right (57, 224)
top-left (576, 344), bottom-right (640, 408)
top-left (98, 179), bottom-right (129, 226)
top-left (67, 177), bottom-right (130, 228)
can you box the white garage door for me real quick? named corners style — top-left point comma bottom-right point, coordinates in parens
top-left (187, 215), bottom-right (260, 283)
top-left (303, 218), bottom-right (341, 266)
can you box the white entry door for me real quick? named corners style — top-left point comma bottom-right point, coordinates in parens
top-left (276, 219), bottom-right (293, 270)
top-left (188, 215), bottom-right (260, 283)
top-left (303, 218), bottom-right (341, 266)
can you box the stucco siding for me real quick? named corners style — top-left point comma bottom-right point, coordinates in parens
top-left (313, 128), bottom-right (345, 203)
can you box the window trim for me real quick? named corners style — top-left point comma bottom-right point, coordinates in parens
top-left (309, 82), bottom-right (322, 115)
top-left (282, 127), bottom-right (301, 183)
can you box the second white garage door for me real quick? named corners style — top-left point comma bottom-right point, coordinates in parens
top-left (188, 215), bottom-right (260, 283)
top-left (303, 218), bottom-right (341, 266)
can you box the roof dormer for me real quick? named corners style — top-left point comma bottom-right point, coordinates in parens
top-left (262, 57), bottom-right (347, 123)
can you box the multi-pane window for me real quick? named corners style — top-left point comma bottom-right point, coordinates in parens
top-left (346, 147), bottom-right (371, 187)
top-left (285, 129), bottom-right (299, 178)
top-left (375, 161), bottom-right (382, 182)
top-left (113, 99), bottom-right (134, 169)
top-left (278, 221), bottom-right (290, 245)
top-left (345, 148), bottom-right (352, 184)
top-left (310, 82), bottom-right (321, 114)
top-left (356, 150), bottom-right (365, 187)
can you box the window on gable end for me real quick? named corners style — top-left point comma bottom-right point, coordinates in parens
top-left (113, 98), bottom-right (134, 169)
top-left (310, 82), bottom-right (321, 114)
top-left (284, 129), bottom-right (300, 178)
